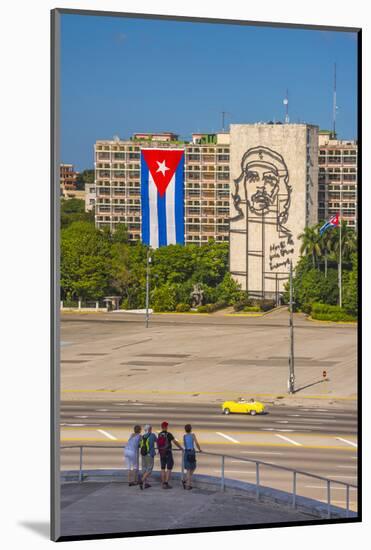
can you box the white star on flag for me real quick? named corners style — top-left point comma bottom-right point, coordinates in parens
top-left (156, 160), bottom-right (170, 176)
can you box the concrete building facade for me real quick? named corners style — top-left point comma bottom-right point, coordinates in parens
top-left (60, 164), bottom-right (78, 198)
top-left (318, 132), bottom-right (357, 230)
top-left (229, 124), bottom-right (319, 300)
top-left (93, 133), bottom-right (230, 244)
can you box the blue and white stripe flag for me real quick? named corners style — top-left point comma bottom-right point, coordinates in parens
top-left (140, 149), bottom-right (185, 248)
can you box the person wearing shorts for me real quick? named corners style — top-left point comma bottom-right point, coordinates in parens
top-left (158, 421), bottom-right (183, 489)
top-left (182, 424), bottom-right (202, 490)
top-left (139, 424), bottom-right (157, 489)
top-left (124, 424), bottom-right (141, 486)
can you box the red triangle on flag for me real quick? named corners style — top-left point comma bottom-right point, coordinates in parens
top-left (142, 149), bottom-right (184, 197)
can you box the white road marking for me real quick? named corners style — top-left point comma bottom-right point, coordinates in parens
top-left (65, 423), bottom-right (86, 427)
top-left (337, 466), bottom-right (357, 469)
top-left (241, 451), bottom-right (283, 455)
top-left (75, 416), bottom-right (88, 418)
top-left (216, 432), bottom-right (240, 444)
top-left (275, 434), bottom-right (302, 446)
top-left (97, 409), bottom-right (109, 412)
top-left (336, 437), bottom-right (357, 448)
top-left (296, 419), bottom-right (326, 423)
top-left (288, 414), bottom-right (301, 417)
top-left (275, 421), bottom-right (289, 424)
top-left (97, 429), bottom-right (117, 441)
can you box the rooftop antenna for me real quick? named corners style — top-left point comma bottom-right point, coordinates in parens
top-left (221, 111), bottom-right (230, 132)
top-left (332, 63), bottom-right (337, 139)
top-left (283, 90), bottom-right (289, 123)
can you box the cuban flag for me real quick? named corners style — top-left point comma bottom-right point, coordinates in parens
top-left (141, 149), bottom-right (185, 248)
top-left (319, 213), bottom-right (340, 236)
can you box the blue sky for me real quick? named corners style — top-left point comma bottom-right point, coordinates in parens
top-left (60, 14), bottom-right (358, 170)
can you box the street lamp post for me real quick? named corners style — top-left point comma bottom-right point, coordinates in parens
top-left (145, 249), bottom-right (151, 328)
top-left (339, 202), bottom-right (343, 308)
top-left (288, 260), bottom-right (295, 394)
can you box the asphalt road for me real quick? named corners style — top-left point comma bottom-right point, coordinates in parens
top-left (60, 400), bottom-right (358, 513)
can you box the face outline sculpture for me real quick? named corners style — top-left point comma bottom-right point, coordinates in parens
top-left (244, 163), bottom-right (281, 215)
top-left (231, 146), bottom-right (292, 239)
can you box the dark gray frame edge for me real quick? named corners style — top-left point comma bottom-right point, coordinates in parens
top-left (53, 7), bottom-right (361, 33)
top-left (51, 8), bottom-right (61, 543)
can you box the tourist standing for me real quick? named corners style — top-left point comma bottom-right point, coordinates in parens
top-left (157, 421), bottom-right (183, 489)
top-left (124, 425), bottom-right (142, 486)
top-left (139, 424), bottom-right (157, 489)
top-left (182, 424), bottom-right (202, 490)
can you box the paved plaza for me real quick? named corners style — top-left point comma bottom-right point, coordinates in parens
top-left (61, 309), bottom-right (357, 404)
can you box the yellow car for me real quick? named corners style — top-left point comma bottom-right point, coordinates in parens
top-left (221, 399), bottom-right (265, 416)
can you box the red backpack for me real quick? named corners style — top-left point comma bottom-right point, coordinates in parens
top-left (157, 431), bottom-right (170, 455)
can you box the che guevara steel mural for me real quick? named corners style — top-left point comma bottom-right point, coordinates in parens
top-left (230, 146), bottom-right (294, 295)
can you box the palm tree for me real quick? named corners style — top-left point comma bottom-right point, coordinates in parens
top-left (298, 226), bottom-right (322, 269)
top-left (332, 222), bottom-right (357, 264)
top-left (320, 227), bottom-right (335, 278)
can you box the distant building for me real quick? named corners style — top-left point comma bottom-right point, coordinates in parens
top-left (60, 164), bottom-right (84, 200)
top-left (93, 133), bottom-right (230, 244)
top-left (318, 131), bottom-right (357, 230)
top-left (85, 182), bottom-right (96, 212)
top-left (229, 123), bottom-right (319, 300)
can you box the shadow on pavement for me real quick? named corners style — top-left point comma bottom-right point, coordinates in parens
top-left (294, 379), bottom-right (328, 393)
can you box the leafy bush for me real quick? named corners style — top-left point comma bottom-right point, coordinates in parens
top-left (151, 285), bottom-right (177, 312)
top-left (311, 303), bottom-right (356, 322)
top-left (313, 312), bottom-right (356, 322)
top-left (176, 303), bottom-right (191, 312)
top-left (301, 303), bottom-right (312, 314)
top-left (243, 306), bottom-right (261, 312)
top-left (197, 305), bottom-right (209, 313)
top-left (215, 274), bottom-right (242, 305)
top-left (233, 293), bottom-right (250, 311)
top-left (283, 258), bottom-right (339, 308)
top-left (343, 253), bottom-right (358, 315)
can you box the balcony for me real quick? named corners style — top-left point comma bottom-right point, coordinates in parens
top-left (202, 155), bottom-right (216, 163)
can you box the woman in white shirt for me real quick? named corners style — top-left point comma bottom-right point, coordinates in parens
top-left (124, 425), bottom-right (142, 486)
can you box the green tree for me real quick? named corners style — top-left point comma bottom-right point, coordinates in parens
top-left (191, 241), bottom-right (229, 286)
top-left (75, 169), bottom-right (94, 190)
top-left (61, 221), bottom-right (112, 301)
top-left (298, 225), bottom-right (322, 269)
top-left (343, 253), bottom-right (358, 315)
top-left (331, 222), bottom-right (357, 264)
top-left (112, 223), bottom-right (129, 244)
top-left (215, 273), bottom-right (242, 305)
top-left (151, 284), bottom-right (177, 312)
top-left (284, 255), bottom-right (339, 308)
top-left (60, 198), bottom-right (94, 228)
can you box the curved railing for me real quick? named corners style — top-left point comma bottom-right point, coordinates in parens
top-left (60, 444), bottom-right (357, 518)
